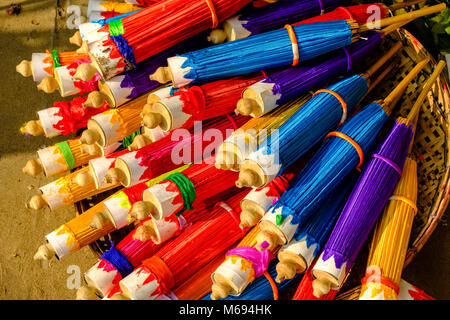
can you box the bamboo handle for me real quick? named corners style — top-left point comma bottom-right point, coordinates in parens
top-left (366, 62), bottom-right (398, 96)
top-left (406, 60), bottom-right (446, 125)
top-left (360, 41), bottom-right (402, 80)
top-left (381, 18), bottom-right (416, 36)
top-left (360, 3), bottom-right (446, 32)
top-left (389, 0), bottom-right (425, 12)
top-left (382, 57), bottom-right (430, 113)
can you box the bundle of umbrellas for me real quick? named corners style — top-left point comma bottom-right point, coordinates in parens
top-left (14, 0), bottom-right (446, 300)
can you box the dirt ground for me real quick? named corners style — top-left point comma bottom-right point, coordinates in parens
top-left (0, 0), bottom-right (448, 300)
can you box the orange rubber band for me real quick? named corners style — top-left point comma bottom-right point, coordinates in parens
top-left (314, 89), bottom-right (348, 125)
top-left (325, 131), bottom-right (364, 170)
top-left (263, 271), bottom-right (279, 300)
top-left (284, 24), bottom-right (299, 66)
top-left (143, 255), bottom-right (175, 293)
top-left (205, 0), bottom-right (219, 29)
top-left (389, 195), bottom-right (418, 213)
top-left (361, 273), bottom-right (400, 295)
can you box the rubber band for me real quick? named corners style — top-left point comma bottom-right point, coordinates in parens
top-left (51, 50), bottom-right (61, 69)
top-left (342, 47), bottom-right (352, 72)
top-left (318, 0), bottom-right (325, 15)
top-left (325, 131), bottom-right (364, 170)
top-left (361, 273), bottom-right (400, 295)
top-left (260, 70), bottom-right (268, 79)
top-left (389, 195), bottom-right (418, 213)
top-left (337, 6), bottom-right (356, 20)
top-left (204, 0), bottom-right (219, 29)
top-left (143, 255), bottom-right (175, 294)
top-left (372, 154), bottom-right (402, 176)
top-left (226, 246), bottom-right (274, 278)
top-left (314, 89), bottom-right (348, 125)
top-left (284, 25), bottom-right (299, 66)
top-left (225, 114), bottom-right (238, 131)
top-left (56, 141), bottom-right (76, 170)
top-left (108, 19), bottom-right (125, 37)
top-left (263, 271), bottom-right (279, 300)
top-left (166, 172), bottom-right (196, 214)
top-left (100, 241), bottom-right (134, 278)
top-left (217, 201), bottom-right (243, 233)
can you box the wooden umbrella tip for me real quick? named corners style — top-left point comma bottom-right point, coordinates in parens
top-left (76, 42), bottom-right (88, 54)
top-left (79, 129), bottom-right (99, 145)
top-left (71, 171), bottom-right (93, 186)
top-left (69, 31), bottom-right (83, 47)
top-left (20, 120), bottom-right (44, 136)
top-left (312, 278), bottom-right (332, 298)
top-left (76, 286), bottom-right (97, 300)
top-left (130, 201), bottom-right (154, 221)
top-left (23, 159), bottom-right (43, 176)
top-left (89, 212), bottom-right (108, 229)
top-left (208, 29), bottom-right (227, 44)
top-left (210, 282), bottom-right (231, 301)
top-left (236, 169), bottom-right (258, 188)
top-left (33, 244), bottom-right (54, 261)
top-left (27, 195), bottom-right (47, 210)
top-left (104, 168), bottom-right (125, 185)
top-left (133, 224), bottom-right (156, 242)
top-left (16, 60), bottom-right (32, 77)
top-left (235, 98), bottom-right (257, 116)
top-left (37, 77), bottom-right (59, 93)
top-left (149, 67), bottom-right (171, 84)
top-left (239, 210), bottom-right (259, 229)
top-left (142, 113), bottom-right (162, 129)
top-left (275, 261), bottom-right (296, 283)
top-left (73, 63), bottom-right (97, 81)
top-left (83, 91), bottom-right (105, 108)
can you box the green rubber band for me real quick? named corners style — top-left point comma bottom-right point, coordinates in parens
top-left (276, 214), bottom-right (285, 226)
top-left (165, 172), bottom-right (196, 214)
top-left (52, 50), bottom-right (61, 68)
top-left (121, 130), bottom-right (140, 149)
top-left (109, 19), bottom-right (125, 37)
top-left (56, 141), bottom-right (76, 170)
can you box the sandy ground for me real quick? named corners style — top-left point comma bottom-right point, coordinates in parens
top-left (0, 0), bottom-right (448, 300)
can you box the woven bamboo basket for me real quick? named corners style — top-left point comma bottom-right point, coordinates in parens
top-left (73, 27), bottom-right (449, 298)
top-left (335, 27), bottom-right (450, 298)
